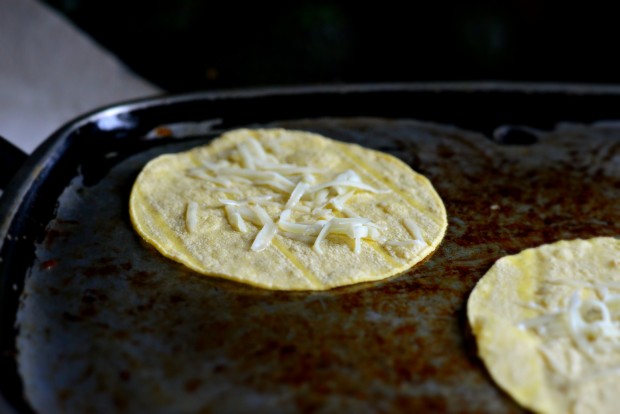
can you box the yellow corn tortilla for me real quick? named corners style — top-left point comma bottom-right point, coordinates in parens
top-left (468, 237), bottom-right (620, 414)
top-left (129, 128), bottom-right (447, 290)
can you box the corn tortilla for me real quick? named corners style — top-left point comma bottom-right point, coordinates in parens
top-left (129, 128), bottom-right (447, 290)
top-left (468, 237), bottom-right (620, 413)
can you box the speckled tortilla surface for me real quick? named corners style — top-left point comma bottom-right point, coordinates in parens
top-left (129, 128), bottom-right (447, 290)
top-left (468, 237), bottom-right (620, 414)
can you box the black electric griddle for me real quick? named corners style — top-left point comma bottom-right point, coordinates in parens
top-left (3, 83), bottom-right (620, 413)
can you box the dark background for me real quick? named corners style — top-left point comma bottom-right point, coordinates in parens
top-left (43, 0), bottom-right (620, 92)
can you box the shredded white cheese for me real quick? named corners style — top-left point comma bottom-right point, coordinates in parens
top-left (188, 137), bottom-right (408, 254)
top-left (520, 280), bottom-right (620, 364)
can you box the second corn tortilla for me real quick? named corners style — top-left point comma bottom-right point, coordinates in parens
top-left (129, 128), bottom-right (447, 290)
top-left (468, 237), bottom-right (620, 414)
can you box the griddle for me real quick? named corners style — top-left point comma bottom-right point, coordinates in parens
top-left (3, 83), bottom-right (620, 413)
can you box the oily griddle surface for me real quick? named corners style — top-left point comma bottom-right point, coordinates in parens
top-left (16, 118), bottom-right (620, 413)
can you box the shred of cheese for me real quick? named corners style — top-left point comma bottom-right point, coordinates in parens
top-left (224, 205), bottom-right (247, 233)
top-left (313, 220), bottom-right (332, 254)
top-left (330, 191), bottom-right (354, 211)
top-left (253, 179), bottom-right (295, 194)
top-left (341, 207), bottom-right (360, 218)
top-left (220, 198), bottom-right (243, 206)
top-left (292, 204), bottom-right (312, 213)
top-left (302, 173), bottom-right (316, 184)
top-left (354, 236), bottom-right (362, 254)
top-left (251, 204), bottom-right (272, 226)
top-left (226, 176), bottom-right (253, 185)
top-left (278, 209), bottom-right (292, 222)
top-left (309, 179), bottom-right (388, 194)
top-left (256, 162), bottom-right (321, 175)
top-left (236, 205), bottom-right (262, 226)
top-left (251, 222), bottom-right (277, 251)
top-left (285, 182), bottom-right (308, 210)
top-left (186, 201), bottom-right (199, 233)
top-left (404, 218), bottom-right (427, 245)
top-left (188, 169), bottom-right (232, 187)
top-left (278, 218), bottom-right (321, 236)
top-left (246, 137), bottom-right (268, 161)
top-left (368, 227), bottom-right (385, 243)
top-left (313, 189), bottom-right (329, 206)
top-left (312, 208), bottom-right (334, 219)
top-left (312, 218), bottom-right (380, 253)
top-left (247, 195), bottom-right (278, 205)
top-left (238, 143), bottom-right (256, 169)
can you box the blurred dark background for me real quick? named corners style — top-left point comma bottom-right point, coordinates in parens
top-left (43, 0), bottom-right (620, 92)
